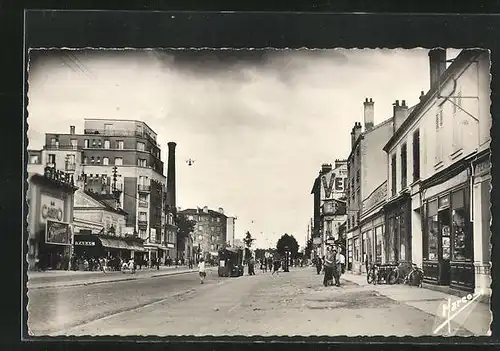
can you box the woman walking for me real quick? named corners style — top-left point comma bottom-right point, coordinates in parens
top-left (198, 258), bottom-right (206, 284)
top-left (323, 247), bottom-right (335, 287)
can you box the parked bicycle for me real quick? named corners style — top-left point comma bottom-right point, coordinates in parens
top-left (367, 263), bottom-right (395, 285)
top-left (387, 262), bottom-right (424, 287)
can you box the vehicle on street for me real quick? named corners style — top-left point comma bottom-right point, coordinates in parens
top-left (218, 247), bottom-right (244, 277)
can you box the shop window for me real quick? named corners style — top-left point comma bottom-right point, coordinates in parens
top-left (375, 226), bottom-right (383, 263)
top-left (438, 196), bottom-right (451, 260)
top-left (391, 154), bottom-right (397, 196)
top-left (401, 143), bottom-right (407, 189)
top-left (425, 200), bottom-right (439, 261)
top-left (413, 129), bottom-right (420, 181)
top-left (354, 238), bottom-right (360, 262)
top-left (399, 214), bottom-right (406, 261)
top-left (452, 189), bottom-right (472, 261)
top-left (386, 215), bottom-right (396, 263)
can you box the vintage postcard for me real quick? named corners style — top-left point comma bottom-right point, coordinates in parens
top-left (25, 45), bottom-right (492, 337)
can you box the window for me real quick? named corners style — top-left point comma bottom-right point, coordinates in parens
top-left (91, 156), bottom-right (95, 163)
top-left (114, 157), bottom-right (123, 165)
top-left (104, 140), bottom-right (110, 149)
top-left (29, 155), bottom-right (39, 164)
top-left (391, 154), bottom-right (397, 196)
top-left (117, 140), bottom-right (124, 149)
top-left (452, 91), bottom-right (464, 151)
top-left (138, 158), bottom-right (147, 167)
top-left (425, 200), bottom-right (439, 261)
top-left (70, 139), bottom-right (78, 149)
top-left (357, 189), bottom-right (361, 203)
top-left (375, 226), bottom-right (383, 263)
top-left (50, 138), bottom-right (57, 146)
top-left (401, 143), bottom-right (407, 189)
top-left (138, 212), bottom-right (148, 221)
top-left (354, 238), bottom-right (360, 262)
top-left (452, 189), bottom-right (472, 261)
top-left (435, 109), bottom-right (444, 163)
top-left (356, 169), bottom-right (360, 184)
top-left (103, 157), bottom-right (109, 165)
top-left (412, 130), bottom-right (420, 181)
top-left (137, 142), bottom-right (145, 151)
top-left (84, 139), bottom-right (89, 148)
top-left (96, 156), bottom-right (101, 164)
top-left (47, 154), bottom-right (56, 164)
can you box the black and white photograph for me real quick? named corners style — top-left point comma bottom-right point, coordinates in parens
top-left (25, 46), bottom-right (492, 337)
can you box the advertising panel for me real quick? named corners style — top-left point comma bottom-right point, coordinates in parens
top-left (40, 194), bottom-right (65, 224)
top-left (46, 220), bottom-right (72, 245)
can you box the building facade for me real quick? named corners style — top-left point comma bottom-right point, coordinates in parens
top-left (311, 160), bottom-right (348, 257)
top-left (180, 207), bottom-right (228, 260)
top-left (346, 98), bottom-right (395, 274)
top-left (383, 49), bottom-right (491, 295)
top-left (27, 119), bottom-right (171, 262)
top-left (26, 167), bottom-right (77, 271)
top-left (226, 216), bottom-right (236, 247)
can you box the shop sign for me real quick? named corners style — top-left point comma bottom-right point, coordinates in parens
top-left (313, 237), bottom-right (322, 245)
top-left (167, 243), bottom-right (174, 248)
top-left (46, 220), bottom-right (72, 245)
top-left (40, 194), bottom-right (65, 224)
top-left (321, 165), bottom-right (348, 199)
top-left (74, 240), bottom-right (96, 246)
top-left (474, 160), bottom-right (490, 177)
top-left (362, 181), bottom-right (387, 213)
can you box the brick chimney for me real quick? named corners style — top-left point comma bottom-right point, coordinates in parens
top-left (166, 142), bottom-right (177, 213)
top-left (351, 122), bottom-right (362, 148)
top-left (363, 98), bottom-right (374, 131)
top-left (70, 125), bottom-right (75, 135)
top-left (334, 159), bottom-right (347, 169)
top-left (321, 163), bottom-right (333, 174)
top-left (429, 48), bottom-right (446, 89)
top-left (393, 100), bottom-right (409, 134)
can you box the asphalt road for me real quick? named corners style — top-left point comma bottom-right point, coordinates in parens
top-left (32, 268), bottom-right (477, 337)
top-left (27, 269), bottom-right (217, 335)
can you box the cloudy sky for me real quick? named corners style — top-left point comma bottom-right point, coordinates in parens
top-left (27, 48), bottom-right (461, 249)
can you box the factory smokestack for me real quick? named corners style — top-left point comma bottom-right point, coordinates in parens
top-left (166, 142), bottom-right (177, 213)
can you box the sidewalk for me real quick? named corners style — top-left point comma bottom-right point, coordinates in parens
top-left (27, 265), bottom-right (215, 289)
top-left (341, 272), bottom-right (492, 336)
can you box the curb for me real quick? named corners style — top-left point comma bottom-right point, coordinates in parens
top-left (29, 270), bottom-right (201, 290)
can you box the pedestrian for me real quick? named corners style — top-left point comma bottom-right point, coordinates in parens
top-left (332, 249), bottom-right (341, 287)
top-left (272, 254), bottom-right (281, 276)
top-left (315, 256), bottom-right (323, 275)
top-left (198, 258), bottom-right (206, 284)
top-left (364, 253), bottom-right (369, 275)
top-left (156, 257), bottom-right (160, 270)
top-left (339, 250), bottom-right (346, 275)
top-left (323, 247), bottom-right (335, 287)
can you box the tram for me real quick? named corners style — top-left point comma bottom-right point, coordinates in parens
top-left (218, 247), bottom-right (244, 277)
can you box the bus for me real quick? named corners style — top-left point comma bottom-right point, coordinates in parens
top-left (218, 247), bottom-right (244, 277)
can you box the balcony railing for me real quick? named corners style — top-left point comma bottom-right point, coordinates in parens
top-left (44, 144), bottom-right (82, 151)
top-left (138, 200), bottom-right (149, 208)
top-left (138, 220), bottom-right (148, 227)
top-left (138, 184), bottom-right (151, 193)
top-left (65, 162), bottom-right (76, 171)
top-left (84, 128), bottom-right (159, 146)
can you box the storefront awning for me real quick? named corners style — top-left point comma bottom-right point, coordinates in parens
top-left (100, 237), bottom-right (129, 250)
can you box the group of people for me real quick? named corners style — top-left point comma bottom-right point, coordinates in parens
top-left (314, 246), bottom-right (346, 287)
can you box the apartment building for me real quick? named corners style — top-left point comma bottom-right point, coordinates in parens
top-left (27, 119), bottom-right (170, 261)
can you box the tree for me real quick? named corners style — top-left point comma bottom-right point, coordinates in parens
top-left (175, 214), bottom-right (197, 258)
top-left (243, 231), bottom-right (255, 263)
top-left (276, 233), bottom-right (299, 259)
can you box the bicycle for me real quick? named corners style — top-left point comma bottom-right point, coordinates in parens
top-left (388, 262), bottom-right (424, 287)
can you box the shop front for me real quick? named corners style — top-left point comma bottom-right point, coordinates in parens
top-left (360, 210), bottom-right (385, 270)
top-left (383, 192), bottom-right (412, 265)
top-left (421, 164), bottom-right (475, 292)
top-left (26, 169), bottom-right (77, 271)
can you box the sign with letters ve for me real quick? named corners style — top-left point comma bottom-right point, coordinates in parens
top-left (46, 220), bottom-right (72, 245)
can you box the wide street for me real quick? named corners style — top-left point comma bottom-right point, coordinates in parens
top-left (27, 267), bottom-right (490, 337)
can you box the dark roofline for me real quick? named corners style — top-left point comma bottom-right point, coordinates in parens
top-left (383, 49), bottom-right (484, 152)
top-left (311, 175), bottom-right (320, 194)
top-left (179, 208), bottom-right (227, 218)
top-left (84, 118), bottom-right (158, 136)
top-left (83, 190), bottom-right (128, 216)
